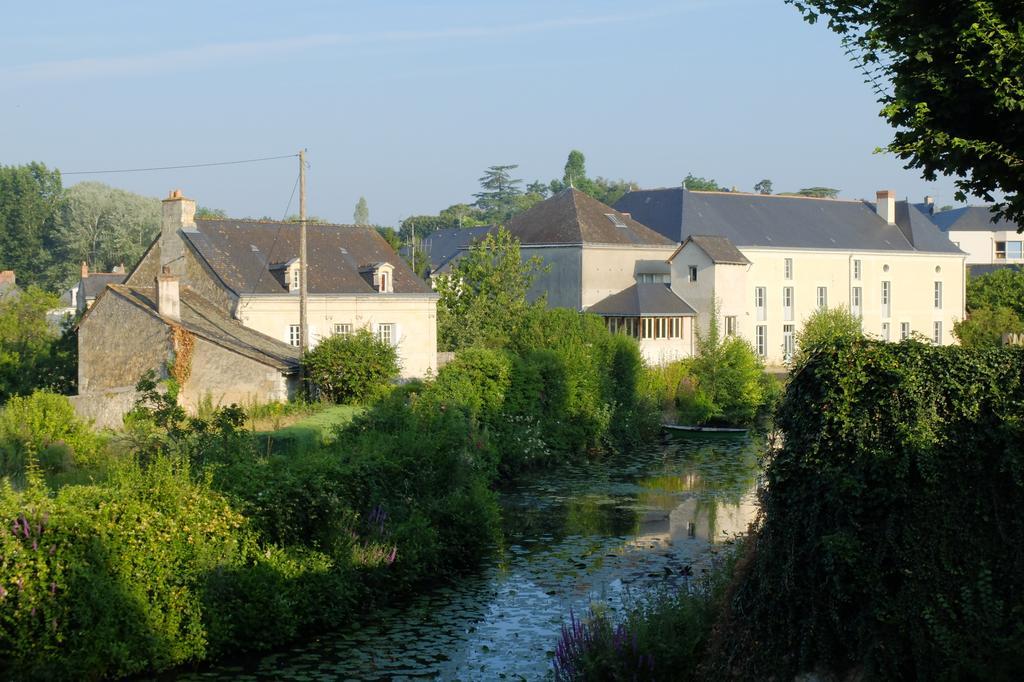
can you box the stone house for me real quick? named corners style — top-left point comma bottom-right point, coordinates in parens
top-left (615, 187), bottom-right (966, 366)
top-left (76, 189), bottom-right (437, 425)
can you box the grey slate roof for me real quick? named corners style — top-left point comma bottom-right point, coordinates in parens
top-left (81, 273), bottom-right (127, 300)
top-left (587, 283), bottom-right (696, 317)
top-left (931, 206), bottom-right (1020, 232)
top-left (614, 188), bottom-right (962, 254)
top-left (418, 226), bottom-right (496, 273)
top-left (682, 235), bottom-right (751, 265)
top-left (183, 220), bottom-right (432, 296)
top-left (967, 263), bottom-right (1024, 278)
top-left (107, 284), bottom-right (300, 372)
top-left (509, 188), bottom-right (675, 247)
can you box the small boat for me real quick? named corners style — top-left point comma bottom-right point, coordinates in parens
top-left (662, 423), bottom-right (748, 434)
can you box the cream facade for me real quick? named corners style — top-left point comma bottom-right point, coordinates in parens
top-left (236, 293), bottom-right (438, 377)
top-left (946, 228), bottom-right (1024, 265)
top-left (671, 244), bottom-right (965, 366)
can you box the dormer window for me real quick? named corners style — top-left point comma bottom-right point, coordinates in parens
top-left (290, 266), bottom-right (300, 291)
top-left (373, 263), bottom-right (395, 293)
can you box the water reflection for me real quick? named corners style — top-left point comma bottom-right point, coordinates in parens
top-left (167, 433), bottom-right (761, 681)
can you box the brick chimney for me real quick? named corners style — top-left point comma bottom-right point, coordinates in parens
top-left (0, 271), bottom-right (14, 286)
top-left (160, 189), bottom-right (196, 274)
top-left (156, 265), bottom-right (180, 320)
top-left (924, 195), bottom-right (935, 215)
top-left (81, 261), bottom-right (89, 278)
top-left (876, 190), bottom-right (896, 224)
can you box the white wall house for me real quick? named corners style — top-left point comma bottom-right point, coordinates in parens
top-left (930, 204), bottom-right (1023, 266)
top-left (618, 188), bottom-right (967, 367)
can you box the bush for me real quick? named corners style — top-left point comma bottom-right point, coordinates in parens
top-left (0, 391), bottom-right (103, 480)
top-left (302, 329), bottom-right (399, 403)
top-left (706, 341), bottom-right (1024, 680)
top-left (953, 305), bottom-right (1024, 348)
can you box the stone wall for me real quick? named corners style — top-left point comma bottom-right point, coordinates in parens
top-left (127, 237), bottom-right (237, 315)
top-left (177, 336), bottom-right (293, 410)
top-left (79, 290), bottom-right (171, 392)
top-left (69, 387), bottom-right (141, 430)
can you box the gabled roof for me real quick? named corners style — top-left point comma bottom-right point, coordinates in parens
top-left (931, 206), bottom-right (1020, 233)
top-left (81, 273), bottom-right (127, 300)
top-left (105, 284), bottom-right (300, 372)
top-left (967, 263), bottom-right (1024, 278)
top-left (675, 235), bottom-right (750, 265)
top-left (615, 188), bottom-right (962, 254)
top-left (182, 220), bottom-right (432, 296)
top-left (587, 283), bottom-right (696, 317)
top-left (508, 188), bottom-right (675, 247)
top-left (415, 226), bottom-right (496, 273)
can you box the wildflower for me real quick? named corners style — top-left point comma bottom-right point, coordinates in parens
top-left (387, 546), bottom-right (397, 565)
top-left (0, 586), bottom-right (6, 599)
top-left (50, 582), bottom-right (56, 596)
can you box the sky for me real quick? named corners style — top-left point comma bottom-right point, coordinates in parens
top-left (2, 0), bottom-right (968, 226)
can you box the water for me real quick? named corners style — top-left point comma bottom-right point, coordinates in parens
top-left (170, 433), bottom-right (761, 681)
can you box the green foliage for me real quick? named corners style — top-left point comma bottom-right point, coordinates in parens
top-left (548, 151), bottom-right (635, 205)
top-left (474, 164), bottom-right (527, 223)
top-left (0, 163), bottom-right (62, 289)
top-left (0, 392), bottom-right (103, 482)
top-left (683, 174), bottom-right (727, 191)
top-left (553, 544), bottom-right (742, 681)
top-left (791, 186), bottom-right (840, 198)
top-left (708, 341), bottom-right (1024, 680)
top-left (435, 227), bottom-right (547, 351)
top-left (302, 328), bottom-right (400, 404)
top-left (754, 178), bottom-right (773, 194)
top-left (793, 305), bottom-right (863, 366)
top-left (677, 316), bottom-right (773, 427)
top-left (788, 0), bottom-right (1024, 223)
top-left (954, 305), bottom-right (1024, 348)
top-left (194, 206), bottom-right (227, 219)
top-left (966, 267), bottom-right (1024, 317)
top-left (353, 196), bottom-right (369, 225)
top-left (0, 287), bottom-right (77, 401)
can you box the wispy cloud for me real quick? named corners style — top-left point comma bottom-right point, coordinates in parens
top-left (0, 4), bottom-right (716, 83)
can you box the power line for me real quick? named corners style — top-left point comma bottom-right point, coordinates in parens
top-left (61, 153), bottom-right (298, 176)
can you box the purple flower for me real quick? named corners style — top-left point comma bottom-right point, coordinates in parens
top-left (32, 539), bottom-right (38, 552)
top-left (15, 577), bottom-right (24, 592)
top-left (21, 516), bottom-right (30, 538)
top-left (0, 585), bottom-right (7, 599)
top-left (386, 547), bottom-right (397, 565)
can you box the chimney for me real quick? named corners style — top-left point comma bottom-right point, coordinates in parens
top-left (160, 189), bottom-right (196, 273)
top-left (876, 190), bottom-right (896, 224)
top-left (81, 261), bottom-right (89, 278)
top-left (621, 212), bottom-right (631, 219)
top-left (113, 263), bottom-right (125, 274)
top-left (156, 265), bottom-right (180, 320)
top-left (0, 271), bottom-right (14, 286)
top-left (924, 195), bottom-right (935, 214)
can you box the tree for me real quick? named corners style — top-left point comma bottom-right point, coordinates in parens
top-left (754, 179), bottom-right (774, 195)
top-left (526, 181), bottom-right (550, 198)
top-left (794, 305), bottom-right (863, 367)
top-left (966, 267), bottom-right (1024, 317)
top-left (563, 150), bottom-right (587, 188)
top-left (953, 305), bottom-right (1024, 348)
top-left (474, 165), bottom-right (524, 223)
top-left (353, 196), bottom-right (369, 225)
top-left (0, 287), bottom-right (75, 401)
top-left (435, 227), bottom-right (547, 350)
top-left (195, 206), bottom-right (227, 219)
top-left (791, 187), bottom-right (840, 199)
top-left (0, 163), bottom-right (62, 290)
top-left (55, 183), bottom-right (160, 287)
top-left (683, 174), bottom-right (727, 191)
top-left (788, 0), bottom-right (1024, 226)
top-left (302, 328), bottom-right (399, 403)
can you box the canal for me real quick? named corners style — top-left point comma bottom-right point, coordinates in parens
top-left (169, 432), bottom-right (761, 681)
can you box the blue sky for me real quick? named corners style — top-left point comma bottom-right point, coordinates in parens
top-left (2, 1), bottom-right (966, 226)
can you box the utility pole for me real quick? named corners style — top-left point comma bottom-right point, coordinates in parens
top-left (299, 149), bottom-right (309, 363)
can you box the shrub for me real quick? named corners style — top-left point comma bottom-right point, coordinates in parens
top-left (706, 341), bottom-right (1024, 680)
top-left (302, 329), bottom-right (399, 403)
top-left (953, 305), bottom-right (1024, 348)
top-left (0, 391), bottom-right (103, 479)
top-left (793, 305), bottom-right (863, 366)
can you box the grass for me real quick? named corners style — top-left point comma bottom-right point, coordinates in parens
top-left (255, 405), bottom-right (363, 456)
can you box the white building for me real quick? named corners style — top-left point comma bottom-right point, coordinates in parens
top-left (616, 188), bottom-right (967, 366)
top-left (930, 203), bottom-right (1023, 267)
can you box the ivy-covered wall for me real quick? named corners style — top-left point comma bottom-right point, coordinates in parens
top-left (709, 341), bottom-right (1024, 680)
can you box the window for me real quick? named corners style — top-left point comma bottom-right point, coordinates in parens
top-left (996, 241), bottom-right (1007, 259)
top-left (656, 318), bottom-right (668, 339)
top-left (605, 213), bottom-right (627, 228)
top-left (288, 324), bottom-right (300, 347)
top-left (755, 287), bottom-right (767, 321)
top-left (816, 286), bottom-right (828, 310)
top-left (290, 267), bottom-right (300, 290)
top-left (933, 321), bottom-right (943, 345)
top-left (784, 258), bottom-right (793, 280)
top-left (934, 281), bottom-right (943, 309)
top-left (782, 286), bottom-right (794, 321)
top-left (688, 265), bottom-right (698, 282)
top-left (900, 322), bottom-right (910, 340)
top-left (783, 324), bottom-right (795, 361)
top-left (725, 316), bottom-right (737, 336)
top-left (1008, 241), bottom-right (1023, 259)
top-left (379, 272), bottom-right (388, 293)
top-left (881, 280), bottom-right (891, 318)
top-left (852, 286), bottom-right (862, 317)
top-left (881, 322), bottom-right (890, 341)
top-left (755, 325), bottom-right (767, 357)
top-left (853, 259), bottom-right (862, 280)
top-left (606, 317), bottom-right (619, 334)
top-left (641, 317), bottom-right (654, 339)
top-left (377, 323), bottom-right (395, 345)
top-left (625, 318), bottom-right (636, 337)
top-left (333, 323), bottom-right (352, 336)
top-left (639, 273), bottom-right (669, 284)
